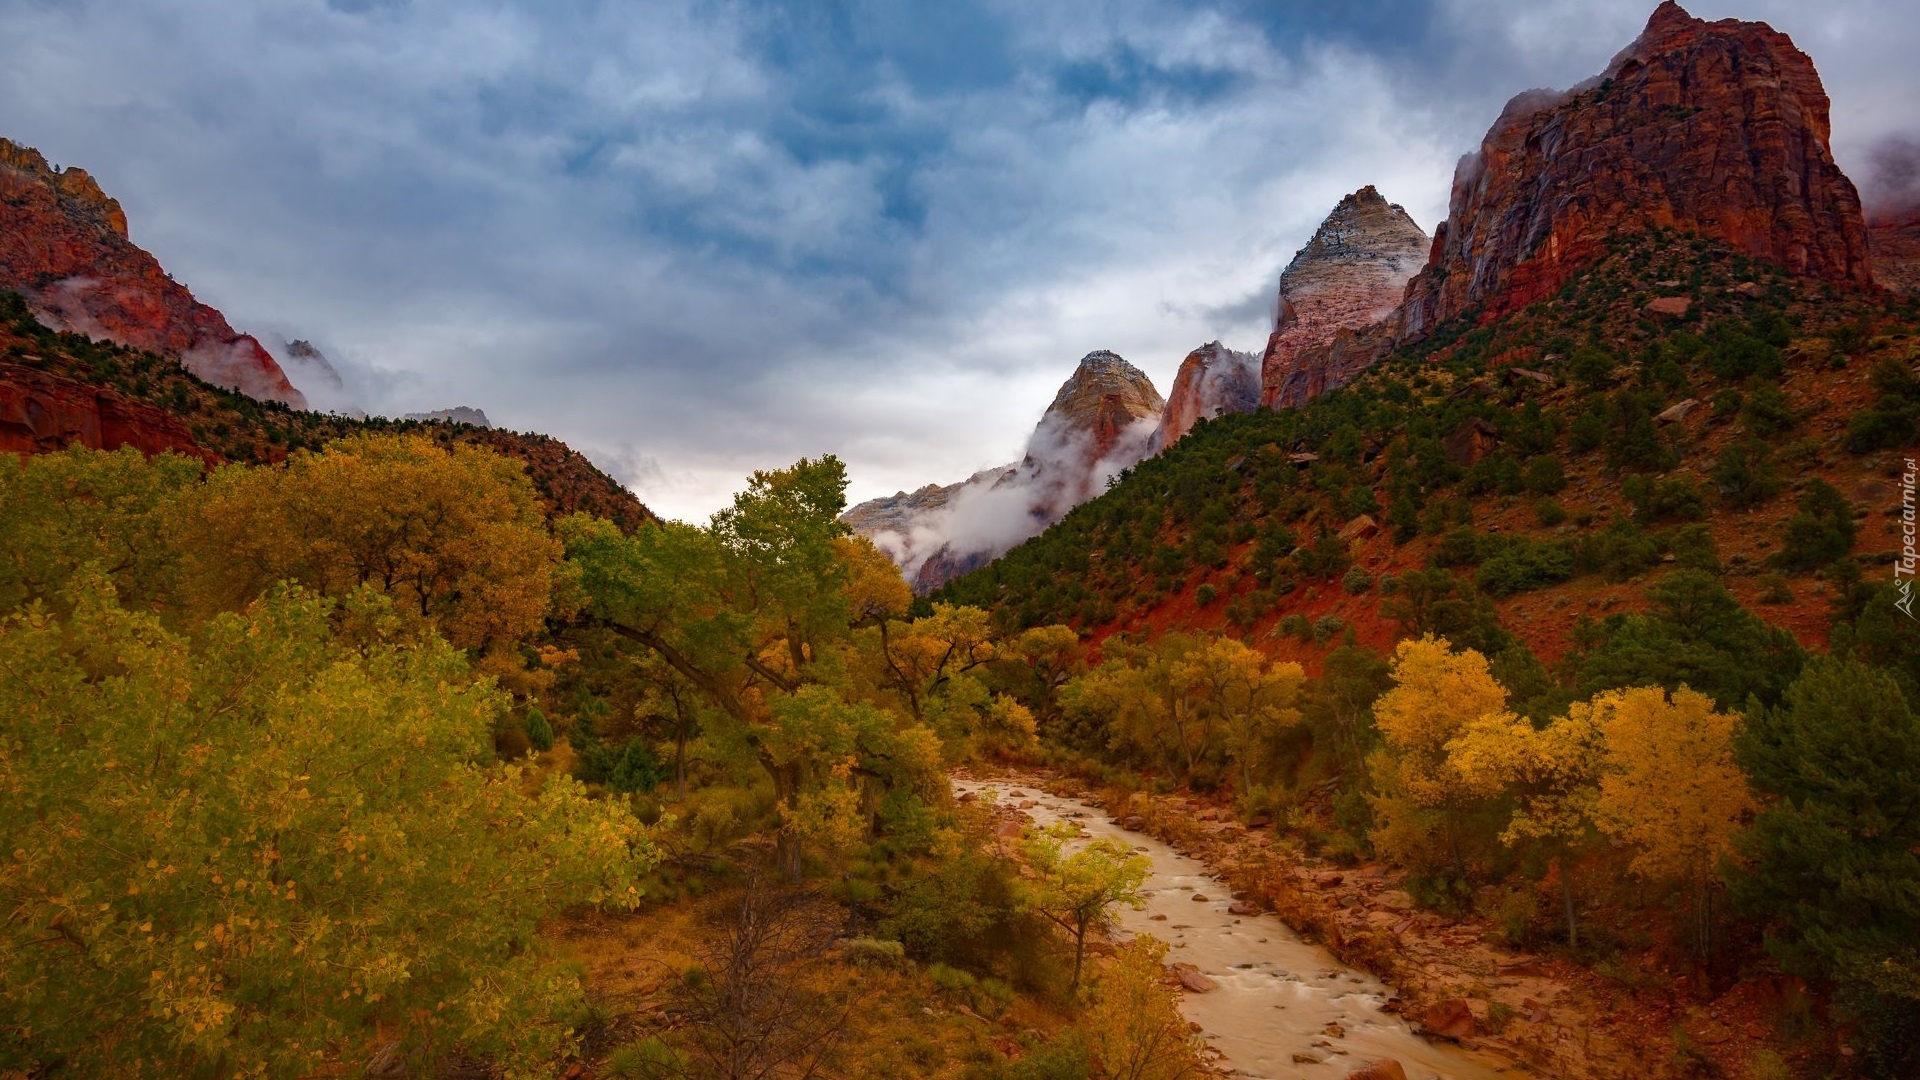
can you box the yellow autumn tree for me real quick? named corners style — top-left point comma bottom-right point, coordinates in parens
top-left (1591, 686), bottom-right (1755, 960)
top-left (1447, 705), bottom-right (1604, 943)
top-left (184, 433), bottom-right (561, 663)
top-left (1023, 823), bottom-right (1150, 995)
top-left (1367, 635), bottom-right (1511, 874)
top-left (1082, 936), bottom-right (1207, 1080)
top-left (1174, 636), bottom-right (1305, 795)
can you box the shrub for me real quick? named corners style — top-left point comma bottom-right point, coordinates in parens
top-left (1772, 479), bottom-right (1856, 571)
top-left (1522, 455), bottom-right (1567, 495)
top-left (1579, 520), bottom-right (1663, 581)
top-left (1624, 475), bottom-right (1706, 523)
top-left (1341, 566), bottom-right (1374, 595)
top-left (1534, 498), bottom-right (1569, 526)
top-left (1311, 615), bottom-right (1345, 643)
top-left (1740, 380), bottom-right (1797, 438)
top-left (1194, 583), bottom-right (1218, 606)
top-left (1712, 441), bottom-right (1783, 509)
top-left (1570, 345), bottom-right (1617, 389)
top-left (525, 704), bottom-right (555, 751)
top-left (1845, 359), bottom-right (1920, 454)
top-left (1474, 538), bottom-right (1576, 596)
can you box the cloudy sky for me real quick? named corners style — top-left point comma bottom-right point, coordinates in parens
top-left (1, 0), bottom-right (1913, 520)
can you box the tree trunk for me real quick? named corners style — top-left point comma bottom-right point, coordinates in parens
top-left (764, 759), bottom-right (805, 883)
top-left (1559, 856), bottom-right (1578, 948)
top-left (1071, 920), bottom-right (1088, 998)
top-left (675, 724), bottom-right (688, 802)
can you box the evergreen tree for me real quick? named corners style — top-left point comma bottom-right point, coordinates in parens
top-left (1734, 660), bottom-right (1920, 1077)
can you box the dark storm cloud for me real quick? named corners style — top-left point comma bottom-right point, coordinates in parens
top-left (0, 0), bottom-right (1909, 519)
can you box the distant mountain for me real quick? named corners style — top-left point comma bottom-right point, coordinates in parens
top-left (405, 406), bottom-right (492, 428)
top-left (845, 350), bottom-right (1163, 592)
top-left (1152, 341), bottom-right (1260, 450)
top-left (0, 138), bottom-right (307, 407)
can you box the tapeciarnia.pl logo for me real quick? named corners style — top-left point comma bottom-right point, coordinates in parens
top-left (1898, 457), bottom-right (1916, 620)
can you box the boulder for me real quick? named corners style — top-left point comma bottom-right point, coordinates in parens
top-left (1421, 998), bottom-right (1478, 1041)
top-left (1168, 963), bottom-right (1217, 993)
top-left (1344, 1061), bottom-right (1408, 1080)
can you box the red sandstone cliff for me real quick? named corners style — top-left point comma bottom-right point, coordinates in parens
top-left (1260, 186), bottom-right (1429, 409)
top-left (0, 138), bottom-right (306, 407)
top-left (1153, 341), bottom-right (1261, 449)
top-left (0, 361), bottom-right (217, 462)
top-left (1397, 1), bottom-right (1873, 342)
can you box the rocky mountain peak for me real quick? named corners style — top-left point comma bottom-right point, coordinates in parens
top-left (0, 139), bottom-right (129, 238)
top-left (1038, 349), bottom-right (1165, 467)
top-left (1043, 349), bottom-right (1163, 424)
top-left (1396, 2), bottom-right (1871, 341)
top-left (1153, 341), bottom-right (1260, 449)
top-left (1260, 187), bottom-right (1430, 409)
top-left (0, 136), bottom-right (306, 408)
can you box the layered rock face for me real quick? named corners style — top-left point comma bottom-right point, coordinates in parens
top-left (0, 361), bottom-right (216, 462)
top-left (1397, 1), bottom-right (1873, 341)
top-left (1260, 187), bottom-right (1429, 409)
top-left (1152, 341), bottom-right (1260, 449)
top-left (0, 138), bottom-right (306, 407)
top-left (846, 350), bottom-right (1163, 593)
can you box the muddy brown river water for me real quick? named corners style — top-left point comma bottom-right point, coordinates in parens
top-left (953, 778), bottom-right (1525, 1080)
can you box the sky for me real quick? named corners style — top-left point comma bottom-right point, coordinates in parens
top-left (0, 0), bottom-right (1913, 522)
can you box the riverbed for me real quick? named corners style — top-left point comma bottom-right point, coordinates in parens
top-left (953, 777), bottom-right (1523, 1080)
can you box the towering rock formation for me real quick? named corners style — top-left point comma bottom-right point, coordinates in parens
top-left (845, 350), bottom-right (1163, 592)
top-left (1260, 187), bottom-right (1429, 409)
top-left (0, 138), bottom-right (307, 407)
top-left (1397, 1), bottom-right (1873, 341)
top-left (1152, 341), bottom-right (1261, 449)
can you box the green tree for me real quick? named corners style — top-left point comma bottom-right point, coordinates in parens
top-left (562, 458), bottom-right (943, 880)
top-left (1023, 824), bottom-right (1150, 995)
top-left (1734, 660), bottom-right (1920, 1074)
top-left (0, 445), bottom-right (204, 614)
top-left (1772, 479), bottom-right (1856, 571)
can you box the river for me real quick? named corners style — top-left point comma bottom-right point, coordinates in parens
top-left (952, 777), bottom-right (1523, 1080)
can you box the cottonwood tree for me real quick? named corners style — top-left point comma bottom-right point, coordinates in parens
top-left (1022, 823), bottom-right (1150, 995)
top-left (1591, 686), bottom-right (1753, 964)
top-left (1175, 636), bottom-right (1305, 796)
top-left (562, 457), bottom-right (942, 880)
top-left (1083, 936), bottom-right (1206, 1080)
top-left (1367, 635), bottom-right (1510, 875)
top-left (1448, 705), bottom-right (1603, 944)
top-left (0, 580), bottom-right (651, 1078)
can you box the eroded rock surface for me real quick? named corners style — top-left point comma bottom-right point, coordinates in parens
top-left (1397, 1), bottom-right (1872, 342)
